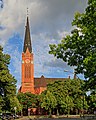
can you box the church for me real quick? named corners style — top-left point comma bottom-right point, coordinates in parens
top-left (19, 16), bottom-right (69, 94)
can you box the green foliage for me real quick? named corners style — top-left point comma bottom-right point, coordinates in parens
top-left (17, 92), bottom-right (37, 110)
top-left (49, 0), bottom-right (96, 90)
top-left (0, 45), bottom-right (17, 112)
top-left (0, 96), bottom-right (4, 112)
top-left (40, 90), bottom-right (57, 115)
top-left (46, 79), bottom-right (88, 115)
top-left (9, 96), bottom-right (22, 112)
top-left (88, 91), bottom-right (96, 110)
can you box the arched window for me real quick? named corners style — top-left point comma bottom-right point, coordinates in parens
top-left (25, 65), bottom-right (31, 79)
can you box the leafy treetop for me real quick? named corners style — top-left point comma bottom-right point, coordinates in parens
top-left (49, 0), bottom-right (96, 90)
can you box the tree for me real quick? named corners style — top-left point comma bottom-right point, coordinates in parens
top-left (17, 92), bottom-right (37, 115)
top-left (70, 79), bottom-right (88, 113)
top-left (47, 81), bottom-right (67, 115)
top-left (87, 91), bottom-right (96, 113)
top-left (47, 79), bottom-right (88, 115)
top-left (0, 45), bottom-right (17, 112)
top-left (49, 0), bottom-right (96, 89)
top-left (0, 96), bottom-right (4, 112)
top-left (40, 90), bottom-right (57, 115)
top-left (9, 96), bottom-right (22, 113)
top-left (65, 95), bottom-right (74, 116)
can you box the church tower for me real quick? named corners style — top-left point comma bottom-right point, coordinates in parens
top-left (20, 16), bottom-right (34, 93)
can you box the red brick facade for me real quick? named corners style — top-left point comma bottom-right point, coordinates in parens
top-left (21, 48), bottom-right (34, 93)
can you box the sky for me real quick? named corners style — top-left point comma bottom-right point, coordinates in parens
top-left (0, 0), bottom-right (88, 89)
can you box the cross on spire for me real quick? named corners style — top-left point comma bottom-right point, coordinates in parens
top-left (27, 7), bottom-right (29, 16)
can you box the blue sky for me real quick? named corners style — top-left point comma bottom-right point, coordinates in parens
top-left (0, 0), bottom-right (88, 89)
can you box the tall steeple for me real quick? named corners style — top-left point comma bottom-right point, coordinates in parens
top-left (23, 16), bottom-right (32, 53)
top-left (20, 10), bottom-right (34, 94)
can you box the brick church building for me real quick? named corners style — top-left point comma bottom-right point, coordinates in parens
top-left (19, 16), bottom-right (69, 94)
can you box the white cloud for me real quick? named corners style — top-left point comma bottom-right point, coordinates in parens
top-left (32, 31), bottom-right (72, 77)
top-left (0, 0), bottom-right (87, 88)
top-left (0, 0), bottom-right (87, 46)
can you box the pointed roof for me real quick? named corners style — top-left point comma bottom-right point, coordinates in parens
top-left (23, 16), bottom-right (32, 53)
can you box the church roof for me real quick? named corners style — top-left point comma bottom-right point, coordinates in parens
top-left (34, 75), bottom-right (47, 87)
top-left (34, 76), bottom-right (68, 88)
top-left (23, 17), bottom-right (32, 53)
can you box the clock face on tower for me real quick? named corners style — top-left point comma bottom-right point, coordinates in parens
top-left (22, 60), bottom-right (24, 63)
top-left (25, 59), bottom-right (30, 63)
top-left (31, 61), bottom-right (33, 64)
